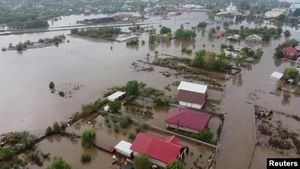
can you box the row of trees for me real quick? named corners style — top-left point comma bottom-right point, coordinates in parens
top-left (227, 26), bottom-right (282, 41)
top-left (193, 50), bottom-right (230, 72)
top-left (71, 27), bottom-right (121, 40)
top-left (175, 26), bottom-right (196, 40)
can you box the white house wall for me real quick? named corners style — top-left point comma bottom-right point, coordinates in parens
top-left (179, 101), bottom-right (202, 109)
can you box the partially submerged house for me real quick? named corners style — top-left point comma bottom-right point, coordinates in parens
top-left (212, 31), bottom-right (225, 38)
top-left (106, 91), bottom-right (126, 102)
top-left (130, 133), bottom-right (187, 167)
top-left (114, 140), bottom-right (133, 157)
top-left (245, 34), bottom-right (262, 44)
top-left (270, 71), bottom-right (283, 81)
top-left (165, 108), bottom-right (211, 133)
top-left (226, 34), bottom-right (240, 41)
top-left (224, 50), bottom-right (238, 58)
top-left (177, 81), bottom-right (208, 110)
top-left (283, 47), bottom-right (299, 60)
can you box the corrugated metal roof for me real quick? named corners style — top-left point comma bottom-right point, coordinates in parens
top-left (107, 91), bottom-right (126, 101)
top-left (177, 81), bottom-right (207, 94)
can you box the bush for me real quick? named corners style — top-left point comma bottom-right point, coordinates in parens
top-left (128, 131), bottom-right (137, 140)
top-left (126, 80), bottom-right (139, 96)
top-left (81, 153), bottom-right (92, 163)
top-left (126, 38), bottom-right (139, 46)
top-left (0, 146), bottom-right (15, 161)
top-left (160, 26), bottom-right (172, 34)
top-left (109, 101), bottom-right (121, 113)
top-left (166, 161), bottom-right (185, 169)
top-left (81, 103), bottom-right (98, 114)
top-left (46, 122), bottom-right (65, 135)
top-left (175, 26), bottom-right (196, 40)
top-left (283, 68), bottom-right (299, 83)
top-left (197, 22), bottom-right (207, 29)
top-left (133, 155), bottom-right (152, 169)
top-left (48, 156), bottom-right (71, 169)
top-left (153, 97), bottom-right (169, 106)
top-left (140, 123), bottom-right (149, 131)
top-left (119, 116), bottom-right (132, 128)
top-left (81, 130), bottom-right (96, 147)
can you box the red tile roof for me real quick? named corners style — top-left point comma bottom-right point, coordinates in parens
top-left (130, 133), bottom-right (183, 164)
top-left (283, 47), bottom-right (298, 56)
top-left (165, 108), bottom-right (211, 131)
top-left (213, 31), bottom-right (225, 38)
top-left (178, 90), bottom-right (207, 105)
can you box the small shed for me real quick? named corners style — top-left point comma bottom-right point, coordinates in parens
top-left (114, 140), bottom-right (133, 157)
top-left (270, 71), bottom-right (283, 81)
top-left (107, 91), bottom-right (126, 102)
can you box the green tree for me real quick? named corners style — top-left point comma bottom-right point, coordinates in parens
top-left (283, 68), bottom-right (299, 81)
top-left (198, 130), bottom-right (214, 143)
top-left (81, 130), bottom-right (96, 147)
top-left (48, 156), bottom-right (71, 169)
top-left (0, 146), bottom-right (15, 161)
top-left (126, 80), bottom-right (139, 96)
top-left (133, 155), bottom-right (152, 169)
top-left (166, 161), bottom-right (185, 169)
top-left (81, 103), bottom-right (98, 114)
top-left (197, 22), bottom-right (207, 29)
top-left (160, 26), bottom-right (172, 34)
top-left (109, 101), bottom-right (121, 113)
top-left (81, 153), bottom-right (92, 163)
top-left (193, 50), bottom-right (206, 67)
top-left (149, 34), bottom-right (158, 44)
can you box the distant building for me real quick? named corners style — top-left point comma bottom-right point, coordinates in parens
top-left (270, 71), bottom-right (284, 81)
top-left (114, 140), bottom-right (133, 157)
top-left (165, 108), bottom-right (211, 133)
top-left (290, 1), bottom-right (300, 12)
top-left (226, 2), bottom-right (237, 13)
top-left (106, 91), bottom-right (126, 102)
top-left (212, 31), bottom-right (225, 38)
top-left (177, 81), bottom-right (208, 110)
top-left (283, 47), bottom-right (299, 60)
top-left (130, 133), bottom-right (187, 167)
top-left (264, 9), bottom-right (286, 18)
top-left (245, 34), bottom-right (262, 44)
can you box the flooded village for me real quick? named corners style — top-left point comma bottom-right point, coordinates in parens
top-left (1, 0), bottom-right (300, 169)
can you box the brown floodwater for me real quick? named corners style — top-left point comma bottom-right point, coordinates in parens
top-left (1, 11), bottom-right (300, 169)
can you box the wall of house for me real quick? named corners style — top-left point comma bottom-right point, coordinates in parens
top-left (179, 101), bottom-right (202, 109)
top-left (166, 124), bottom-right (199, 133)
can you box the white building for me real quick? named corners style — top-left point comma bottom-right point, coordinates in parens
top-left (177, 81), bottom-right (208, 110)
top-left (106, 91), bottom-right (126, 102)
top-left (114, 140), bottom-right (133, 157)
top-left (226, 2), bottom-right (237, 13)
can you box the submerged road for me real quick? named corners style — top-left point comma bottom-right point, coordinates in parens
top-left (216, 31), bottom-right (300, 169)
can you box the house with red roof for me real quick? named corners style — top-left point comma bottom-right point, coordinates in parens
top-left (212, 31), bottom-right (225, 38)
top-left (283, 47), bottom-right (299, 60)
top-left (165, 108), bottom-right (211, 133)
top-left (130, 133), bottom-right (187, 167)
top-left (177, 81), bottom-right (208, 110)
